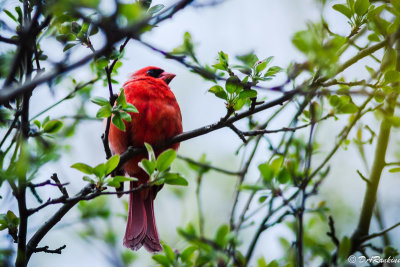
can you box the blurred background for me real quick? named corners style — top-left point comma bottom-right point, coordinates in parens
top-left (1, 0), bottom-right (400, 266)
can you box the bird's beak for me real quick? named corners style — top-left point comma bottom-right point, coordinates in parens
top-left (159, 72), bottom-right (176, 85)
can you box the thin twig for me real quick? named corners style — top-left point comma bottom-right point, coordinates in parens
top-left (360, 222), bottom-right (400, 243)
top-left (228, 123), bottom-right (247, 143)
top-left (177, 155), bottom-right (241, 175)
top-left (33, 245), bottom-right (66, 254)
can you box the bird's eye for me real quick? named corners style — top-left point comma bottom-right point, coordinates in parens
top-left (146, 68), bottom-right (164, 78)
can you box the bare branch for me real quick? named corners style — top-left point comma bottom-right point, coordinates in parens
top-left (360, 222), bottom-right (400, 243)
top-left (33, 245), bottom-right (66, 254)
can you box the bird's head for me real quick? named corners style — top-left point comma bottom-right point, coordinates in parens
top-left (132, 66), bottom-right (176, 85)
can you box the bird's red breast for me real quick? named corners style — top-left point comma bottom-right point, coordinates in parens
top-left (108, 66), bottom-right (183, 182)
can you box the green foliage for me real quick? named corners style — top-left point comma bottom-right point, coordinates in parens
top-left (2, 0), bottom-right (400, 266)
top-left (208, 51), bottom-right (282, 111)
top-left (292, 24), bottom-right (346, 75)
top-left (72, 155), bottom-right (137, 188)
top-left (153, 223), bottom-right (242, 267)
top-left (91, 89), bottom-right (138, 131)
top-left (138, 143), bottom-right (188, 187)
top-left (0, 211), bottom-right (19, 236)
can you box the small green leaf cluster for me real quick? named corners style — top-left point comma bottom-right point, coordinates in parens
top-left (0, 211), bottom-right (19, 238)
top-left (292, 24), bottom-right (346, 75)
top-left (333, 0), bottom-right (372, 31)
top-left (153, 224), bottom-right (243, 267)
top-left (54, 17), bottom-right (99, 52)
top-left (235, 53), bottom-right (283, 82)
top-left (327, 95), bottom-right (358, 114)
top-left (241, 155), bottom-right (291, 193)
top-left (171, 32), bottom-right (198, 63)
top-left (257, 258), bottom-right (280, 267)
top-left (33, 116), bottom-right (64, 135)
top-left (139, 143), bottom-right (188, 186)
top-left (91, 89), bottom-right (138, 132)
top-left (4, 6), bottom-right (23, 26)
top-left (209, 51), bottom-right (281, 111)
top-left (71, 154), bottom-right (136, 189)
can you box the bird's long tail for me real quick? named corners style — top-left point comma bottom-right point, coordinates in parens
top-left (123, 181), bottom-right (162, 252)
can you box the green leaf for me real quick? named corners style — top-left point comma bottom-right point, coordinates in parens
top-left (138, 159), bottom-right (155, 175)
top-left (255, 61), bottom-right (268, 73)
top-left (4, 9), bottom-right (17, 22)
top-left (381, 48), bottom-right (396, 72)
top-left (156, 149), bottom-right (176, 172)
top-left (71, 163), bottom-right (94, 174)
top-left (96, 104), bottom-right (112, 118)
top-left (112, 113), bottom-right (126, 131)
top-left (329, 95), bottom-right (341, 107)
top-left (214, 224), bottom-right (229, 247)
top-left (292, 30), bottom-right (312, 53)
top-left (93, 163), bottom-right (106, 178)
top-left (56, 34), bottom-right (76, 42)
top-left (239, 89), bottom-right (257, 99)
top-left (236, 52), bottom-right (259, 67)
top-left (180, 246), bottom-right (197, 262)
top-left (233, 98), bottom-right (246, 110)
top-left (152, 255), bottom-right (170, 267)
top-left (82, 176), bottom-right (95, 184)
top-left (277, 168), bottom-right (291, 184)
top-left (91, 96), bottom-right (109, 106)
top-left (120, 111), bottom-right (132, 122)
top-left (239, 184), bottom-right (265, 191)
top-left (89, 25), bottom-right (99, 36)
top-left (384, 70), bottom-right (400, 84)
top-left (163, 173), bottom-right (188, 186)
top-left (218, 51), bottom-right (229, 67)
top-left (264, 66), bottom-right (283, 77)
top-left (212, 63), bottom-right (227, 71)
top-left (270, 156), bottom-right (284, 174)
top-left (120, 3), bottom-right (146, 25)
top-left (338, 236), bottom-right (351, 263)
top-left (6, 211), bottom-right (19, 225)
top-left (332, 4), bottom-right (353, 19)
top-left (107, 180), bottom-right (121, 188)
top-left (112, 176), bottom-right (137, 182)
top-left (105, 155), bottom-right (120, 174)
top-left (95, 58), bottom-right (109, 69)
top-left (144, 142), bottom-right (156, 162)
top-left (43, 120), bottom-right (63, 134)
top-left (63, 43), bottom-right (77, 52)
top-left (389, 167), bottom-right (400, 173)
top-left (162, 242), bottom-right (175, 263)
top-left (392, 0), bottom-right (400, 12)
top-left (33, 120), bottom-right (41, 129)
top-left (123, 104), bottom-right (138, 113)
top-left (148, 4), bottom-right (164, 15)
top-left (258, 163), bottom-right (273, 182)
top-left (209, 85), bottom-right (228, 100)
top-left (368, 33), bottom-right (381, 42)
top-left (354, 0), bottom-right (369, 16)
top-left (226, 76), bottom-right (242, 94)
top-left (116, 89), bottom-right (128, 108)
top-left (339, 103), bottom-right (358, 114)
top-left (232, 65), bottom-right (252, 75)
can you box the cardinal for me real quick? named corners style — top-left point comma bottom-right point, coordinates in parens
top-left (108, 66), bottom-right (182, 252)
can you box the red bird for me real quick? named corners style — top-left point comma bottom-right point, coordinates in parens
top-left (108, 66), bottom-right (182, 252)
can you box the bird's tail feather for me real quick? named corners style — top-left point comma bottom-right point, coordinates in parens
top-left (123, 182), bottom-right (162, 252)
